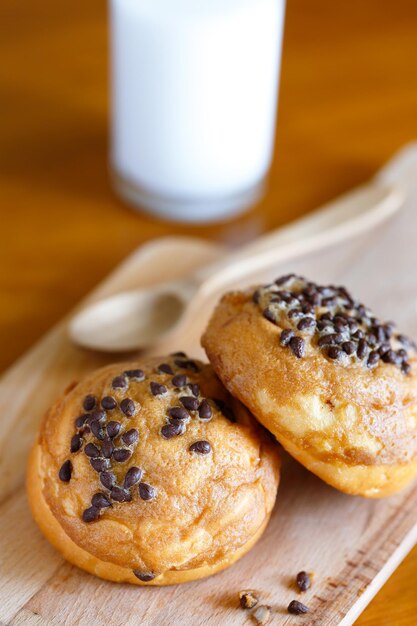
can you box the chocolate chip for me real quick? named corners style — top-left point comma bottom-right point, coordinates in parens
top-left (367, 351), bottom-right (380, 368)
top-left (318, 333), bottom-right (344, 347)
top-left (297, 317), bottom-right (315, 331)
top-left (120, 398), bottom-right (137, 417)
top-left (327, 346), bottom-right (343, 360)
top-left (318, 335), bottom-right (333, 347)
top-left (372, 325), bottom-right (386, 343)
top-left (308, 292), bottom-right (321, 306)
top-left (334, 314), bottom-right (349, 326)
top-left (320, 312), bottom-right (333, 321)
top-left (90, 457), bottom-right (110, 472)
top-left (70, 434), bottom-right (82, 453)
top-left (303, 302), bottom-right (316, 313)
top-left (78, 424), bottom-right (91, 437)
top-left (342, 341), bottom-right (356, 355)
top-left (124, 369), bottom-right (145, 381)
top-left (213, 398), bottom-right (235, 422)
top-left (158, 363), bottom-right (173, 375)
top-left (334, 320), bottom-right (348, 332)
top-left (239, 590), bottom-right (258, 609)
top-left (338, 285), bottom-right (353, 299)
top-left (150, 382), bottom-right (167, 396)
top-left (138, 482), bottom-right (156, 500)
top-left (252, 290), bottom-right (260, 304)
top-left (101, 437), bottom-right (114, 458)
top-left (402, 362), bottom-right (411, 375)
top-left (113, 448), bottom-right (132, 462)
top-left (280, 290), bottom-right (296, 304)
top-left (110, 486), bottom-right (132, 502)
top-left (133, 570), bottom-right (156, 582)
top-left (384, 322), bottom-right (395, 338)
top-left (335, 312), bottom-right (349, 321)
top-left (84, 443), bottom-right (100, 458)
top-left (173, 358), bottom-right (187, 369)
top-left (189, 440), bottom-right (211, 455)
top-left (90, 419), bottom-right (104, 440)
top-left (288, 308), bottom-right (304, 320)
top-left (112, 375), bottom-right (128, 389)
top-left (83, 394), bottom-right (96, 411)
top-left (317, 319), bottom-right (331, 331)
top-left (348, 320), bottom-right (359, 333)
top-left (107, 421), bottom-right (121, 439)
top-left (381, 349), bottom-right (397, 364)
top-left (303, 285), bottom-right (318, 298)
top-left (59, 460), bottom-right (72, 482)
top-left (78, 422), bottom-right (91, 437)
top-left (82, 506), bottom-right (100, 522)
top-left (280, 329), bottom-right (295, 346)
top-left (322, 296), bottom-right (337, 307)
top-left (275, 274), bottom-right (296, 285)
top-left (172, 374), bottom-right (187, 388)
top-left (122, 429), bottom-right (139, 446)
top-left (124, 466), bottom-right (143, 488)
top-left (198, 399), bottom-right (212, 420)
top-left (101, 396), bottom-right (117, 410)
top-left (288, 600), bottom-right (309, 615)
top-left (357, 338), bottom-right (368, 359)
top-left (296, 571), bottom-right (311, 592)
top-left (174, 359), bottom-right (200, 372)
top-left (270, 295), bottom-right (282, 303)
top-left (161, 422), bottom-right (185, 439)
top-left (100, 471), bottom-right (116, 490)
top-left (289, 336), bottom-right (305, 358)
top-left (188, 383), bottom-right (200, 397)
top-left (263, 307), bottom-right (276, 323)
top-left (179, 396), bottom-right (199, 411)
top-left (91, 493), bottom-right (112, 509)
top-left (89, 410), bottom-right (106, 423)
top-left (397, 334), bottom-right (412, 347)
top-left (75, 414), bottom-right (89, 429)
top-left (168, 406), bottom-right (189, 421)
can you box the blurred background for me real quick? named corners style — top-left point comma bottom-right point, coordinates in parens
top-left (2, 0), bottom-right (417, 371)
top-left (1, 1), bottom-right (417, 622)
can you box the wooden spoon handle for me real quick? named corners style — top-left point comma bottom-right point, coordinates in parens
top-left (194, 181), bottom-right (403, 295)
top-left (194, 143), bottom-right (417, 294)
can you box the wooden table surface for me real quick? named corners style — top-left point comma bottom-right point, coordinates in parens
top-left (1, 1), bottom-right (417, 623)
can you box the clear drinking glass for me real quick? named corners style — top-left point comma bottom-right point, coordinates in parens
top-left (109, 0), bottom-right (286, 223)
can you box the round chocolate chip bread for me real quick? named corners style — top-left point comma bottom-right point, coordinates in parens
top-left (202, 275), bottom-right (417, 497)
top-left (27, 355), bottom-right (280, 585)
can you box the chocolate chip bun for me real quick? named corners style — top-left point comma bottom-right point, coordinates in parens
top-left (202, 275), bottom-right (417, 498)
top-left (27, 355), bottom-right (280, 585)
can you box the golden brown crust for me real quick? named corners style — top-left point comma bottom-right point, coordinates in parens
top-left (202, 289), bottom-right (417, 497)
top-left (27, 357), bottom-right (280, 585)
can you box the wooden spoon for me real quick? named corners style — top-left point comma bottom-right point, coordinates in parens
top-left (69, 144), bottom-right (417, 353)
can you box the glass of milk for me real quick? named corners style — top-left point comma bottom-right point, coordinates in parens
top-left (109, 0), bottom-right (286, 223)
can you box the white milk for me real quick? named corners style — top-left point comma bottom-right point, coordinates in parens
top-left (110, 0), bottom-right (286, 223)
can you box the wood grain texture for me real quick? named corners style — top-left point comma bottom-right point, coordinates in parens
top-left (2, 185), bottom-right (417, 624)
top-left (1, 0), bottom-right (417, 623)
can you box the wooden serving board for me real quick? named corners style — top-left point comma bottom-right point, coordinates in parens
top-left (1, 189), bottom-right (417, 626)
